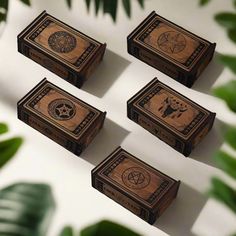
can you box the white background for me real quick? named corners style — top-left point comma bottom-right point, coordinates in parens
top-left (0, 0), bottom-right (236, 235)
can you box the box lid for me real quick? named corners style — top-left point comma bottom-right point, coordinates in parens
top-left (92, 147), bottom-right (178, 209)
top-left (18, 79), bottom-right (103, 140)
top-left (130, 11), bottom-right (211, 72)
top-left (128, 78), bottom-right (212, 140)
top-left (18, 11), bottom-right (103, 73)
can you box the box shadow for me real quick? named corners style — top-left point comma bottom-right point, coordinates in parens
top-left (81, 118), bottom-right (130, 166)
top-left (154, 183), bottom-right (207, 236)
top-left (192, 52), bottom-right (224, 94)
top-left (82, 49), bottom-right (131, 98)
top-left (189, 118), bottom-right (223, 168)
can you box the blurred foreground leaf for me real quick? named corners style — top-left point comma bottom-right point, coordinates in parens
top-left (215, 12), bottom-right (236, 29)
top-left (122, 0), bottom-right (131, 18)
top-left (0, 123), bottom-right (8, 135)
top-left (199, 0), bottom-right (211, 6)
top-left (209, 177), bottom-right (236, 213)
top-left (19, 0), bottom-right (31, 6)
top-left (0, 137), bottom-right (23, 168)
top-left (59, 226), bottom-right (75, 236)
top-left (0, 182), bottom-right (55, 236)
top-left (214, 151), bottom-right (236, 179)
top-left (228, 28), bottom-right (236, 43)
top-left (80, 220), bottom-right (140, 236)
top-left (0, 0), bottom-right (9, 22)
top-left (225, 127), bottom-right (236, 150)
top-left (66, 0), bottom-right (72, 8)
top-left (213, 80), bottom-right (236, 112)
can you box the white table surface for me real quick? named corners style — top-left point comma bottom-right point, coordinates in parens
top-left (0, 0), bottom-right (236, 235)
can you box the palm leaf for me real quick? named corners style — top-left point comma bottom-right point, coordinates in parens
top-left (0, 182), bottom-right (55, 235)
top-left (0, 123), bottom-right (8, 135)
top-left (122, 0), bottom-right (131, 18)
top-left (59, 226), bottom-right (75, 236)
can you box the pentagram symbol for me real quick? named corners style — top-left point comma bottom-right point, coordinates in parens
top-left (157, 31), bottom-right (186, 54)
top-left (48, 99), bottom-right (76, 120)
top-left (48, 31), bottom-right (76, 53)
top-left (122, 167), bottom-right (151, 190)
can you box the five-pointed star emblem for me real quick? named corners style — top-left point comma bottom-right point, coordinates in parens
top-left (56, 104), bottom-right (72, 118)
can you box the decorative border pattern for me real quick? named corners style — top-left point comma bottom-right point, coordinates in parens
top-left (147, 180), bottom-right (169, 203)
top-left (103, 155), bottom-right (126, 176)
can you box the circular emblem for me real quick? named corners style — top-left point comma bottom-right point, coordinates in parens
top-left (48, 31), bottom-right (76, 53)
top-left (157, 31), bottom-right (186, 54)
top-left (48, 99), bottom-right (76, 120)
top-left (122, 167), bottom-right (151, 190)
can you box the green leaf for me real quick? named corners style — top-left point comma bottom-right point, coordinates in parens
top-left (0, 137), bottom-right (23, 168)
top-left (103, 0), bottom-right (118, 22)
top-left (95, 0), bottom-right (101, 15)
top-left (59, 226), bottom-right (75, 236)
top-left (0, 0), bottom-right (9, 22)
top-left (215, 12), bottom-right (236, 29)
top-left (213, 79), bottom-right (236, 112)
top-left (214, 151), bottom-right (236, 179)
top-left (137, 0), bottom-right (144, 8)
top-left (228, 28), bottom-right (236, 44)
top-left (85, 0), bottom-right (91, 11)
top-left (0, 0), bottom-right (8, 9)
top-left (122, 0), bottom-right (131, 18)
top-left (19, 0), bottom-right (31, 6)
top-left (0, 182), bottom-right (55, 236)
top-left (209, 177), bottom-right (236, 213)
top-left (66, 0), bottom-right (72, 9)
top-left (0, 123), bottom-right (8, 135)
top-left (80, 220), bottom-right (140, 236)
top-left (199, 0), bottom-right (211, 6)
top-left (225, 127), bottom-right (236, 150)
top-left (218, 55), bottom-right (236, 74)
top-left (234, 0), bottom-right (236, 9)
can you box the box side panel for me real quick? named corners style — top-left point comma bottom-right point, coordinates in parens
top-left (78, 43), bottom-right (106, 86)
top-left (128, 105), bottom-right (186, 155)
top-left (18, 41), bottom-right (79, 87)
top-left (79, 112), bottom-right (106, 152)
top-left (18, 106), bottom-right (83, 155)
top-left (190, 43), bottom-right (216, 82)
top-left (189, 112), bottom-right (216, 151)
top-left (155, 180), bottom-right (180, 218)
top-left (92, 175), bottom-right (152, 223)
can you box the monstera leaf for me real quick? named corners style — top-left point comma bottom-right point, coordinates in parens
top-left (0, 182), bottom-right (55, 236)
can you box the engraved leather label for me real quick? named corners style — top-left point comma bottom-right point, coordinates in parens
top-left (138, 86), bottom-right (205, 137)
top-left (29, 48), bottom-right (68, 78)
top-left (103, 183), bottom-right (141, 216)
top-left (28, 19), bottom-right (96, 67)
top-left (28, 116), bottom-right (67, 146)
top-left (102, 155), bottom-right (170, 204)
top-left (137, 19), bottom-right (206, 68)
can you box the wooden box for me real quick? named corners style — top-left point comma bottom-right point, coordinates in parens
top-left (127, 78), bottom-right (216, 156)
top-left (18, 11), bottom-right (106, 88)
top-left (92, 147), bottom-right (180, 224)
top-left (127, 11), bottom-right (216, 87)
top-left (17, 79), bottom-right (106, 155)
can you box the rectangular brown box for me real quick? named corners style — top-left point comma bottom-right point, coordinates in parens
top-left (127, 78), bottom-right (216, 156)
top-left (17, 78), bottom-right (106, 155)
top-left (18, 11), bottom-right (106, 88)
top-left (127, 11), bottom-right (216, 87)
top-left (92, 147), bottom-right (180, 224)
